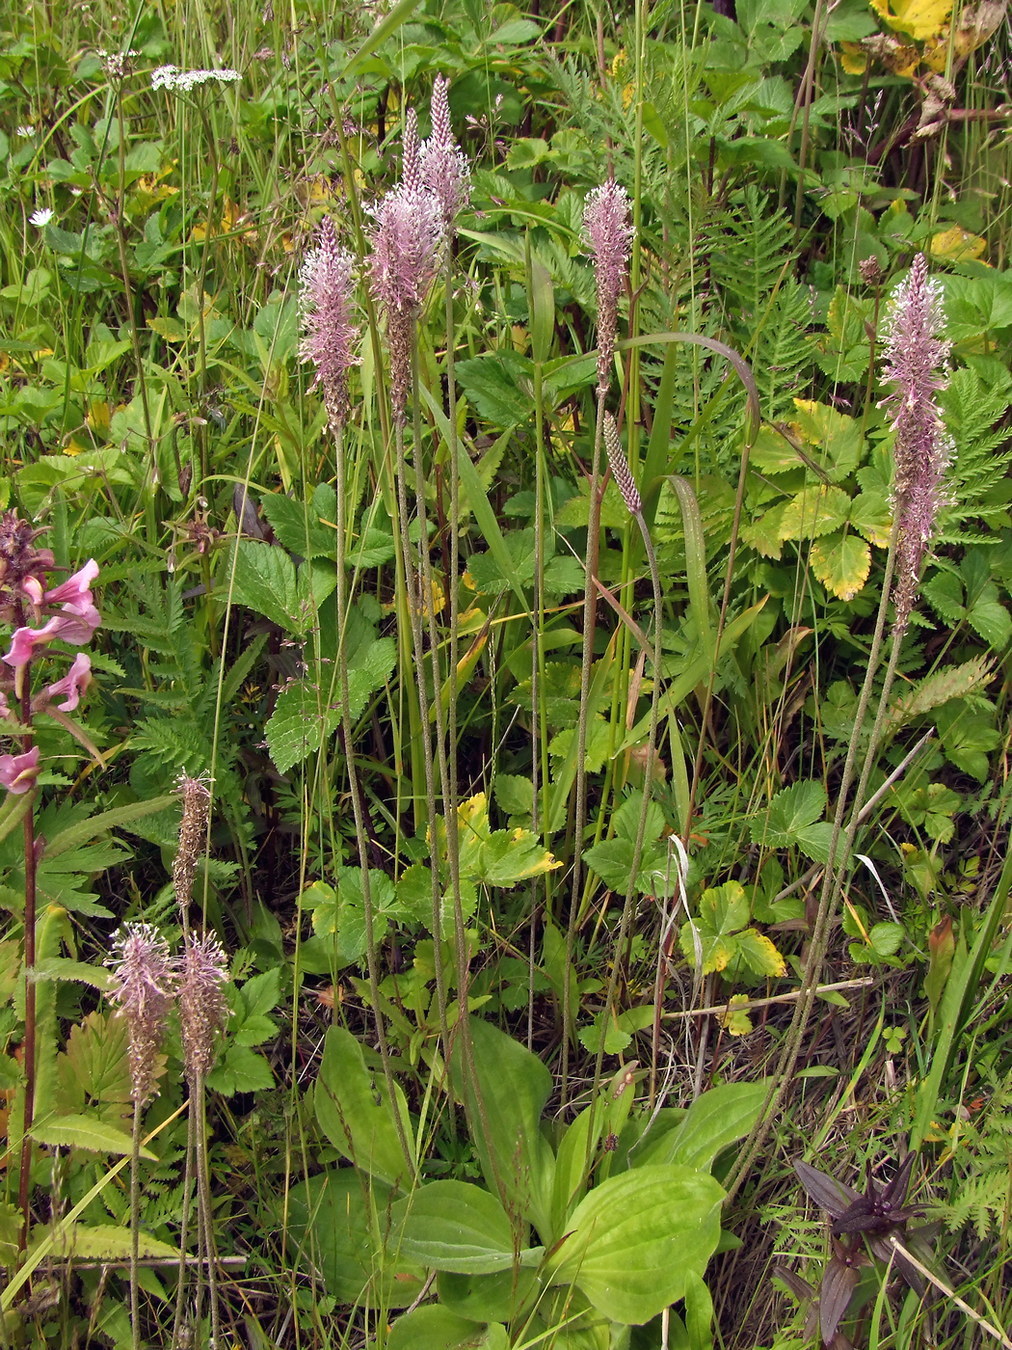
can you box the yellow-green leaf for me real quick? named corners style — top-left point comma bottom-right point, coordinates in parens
top-left (734, 929), bottom-right (787, 978)
top-left (717, 995), bottom-right (754, 1036)
top-left (929, 226), bottom-right (987, 263)
top-left (790, 401), bottom-right (864, 480)
top-left (849, 492), bottom-right (892, 548)
top-left (810, 532), bottom-right (871, 600)
top-left (870, 0), bottom-right (953, 41)
top-left (779, 485), bottom-right (852, 542)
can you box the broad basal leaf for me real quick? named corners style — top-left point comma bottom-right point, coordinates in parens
top-left (548, 1165), bottom-right (724, 1324)
top-left (870, 0), bottom-right (953, 40)
top-left (396, 1181), bottom-right (529, 1274)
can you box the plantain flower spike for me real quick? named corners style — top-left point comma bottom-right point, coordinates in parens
top-left (880, 253), bottom-right (952, 634)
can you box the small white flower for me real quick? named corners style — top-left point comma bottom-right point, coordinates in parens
top-left (29, 208), bottom-right (54, 228)
top-left (16, 125), bottom-right (34, 138)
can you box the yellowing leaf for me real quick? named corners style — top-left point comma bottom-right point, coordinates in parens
top-left (790, 400), bottom-right (864, 479)
top-left (839, 42), bottom-right (870, 73)
top-left (778, 485), bottom-right (852, 541)
top-left (849, 492), bottom-right (892, 548)
top-left (810, 531), bottom-right (871, 600)
top-left (734, 929), bottom-right (787, 978)
top-left (929, 226), bottom-right (987, 263)
top-left (870, 0), bottom-right (952, 41)
top-left (718, 995), bottom-right (754, 1036)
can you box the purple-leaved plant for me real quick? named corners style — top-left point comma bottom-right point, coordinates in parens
top-left (880, 253), bottom-right (952, 633)
top-left (299, 216), bottom-right (359, 433)
top-left (583, 179), bottom-right (634, 394)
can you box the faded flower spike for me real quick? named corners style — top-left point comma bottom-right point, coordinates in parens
top-left (880, 254), bottom-right (952, 632)
top-left (107, 923), bottom-right (177, 1104)
top-left (300, 217), bottom-right (359, 432)
top-left (173, 772), bottom-right (212, 912)
top-left (419, 77), bottom-right (471, 228)
top-left (603, 413), bottom-right (642, 517)
top-left (178, 931), bottom-right (230, 1079)
top-left (583, 180), bottom-right (634, 392)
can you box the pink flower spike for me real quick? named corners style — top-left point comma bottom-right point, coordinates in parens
top-left (38, 652), bottom-right (92, 711)
top-left (0, 745), bottom-right (40, 794)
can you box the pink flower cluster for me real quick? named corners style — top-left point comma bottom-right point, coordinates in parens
top-left (0, 555), bottom-right (100, 794)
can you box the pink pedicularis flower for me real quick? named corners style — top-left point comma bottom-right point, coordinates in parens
top-left (0, 745), bottom-right (40, 794)
top-left (583, 179), bottom-right (634, 393)
top-left (107, 923), bottom-right (177, 1104)
top-left (880, 254), bottom-right (952, 633)
top-left (178, 931), bottom-right (230, 1080)
top-left (419, 76), bottom-right (471, 228)
top-left (0, 513), bottom-right (54, 625)
top-left (36, 652), bottom-right (92, 712)
top-left (300, 216), bottom-right (359, 432)
top-left (2, 559), bottom-right (100, 668)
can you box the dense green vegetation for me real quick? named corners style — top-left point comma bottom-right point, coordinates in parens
top-left (1, 0), bottom-right (1011, 1345)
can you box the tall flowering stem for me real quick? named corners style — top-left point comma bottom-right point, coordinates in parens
top-left (0, 515), bottom-right (100, 1254)
top-left (107, 923), bottom-right (176, 1350)
top-left (563, 183), bottom-right (633, 1099)
top-left (726, 258), bottom-right (953, 1200)
top-left (367, 185), bottom-right (443, 421)
top-left (880, 253), bottom-right (952, 633)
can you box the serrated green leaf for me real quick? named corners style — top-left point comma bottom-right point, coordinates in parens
top-left (810, 531), bottom-right (871, 600)
top-left (31, 1115), bottom-right (155, 1160)
top-left (753, 780), bottom-right (828, 850)
top-left (228, 539), bottom-right (304, 631)
top-left (778, 485), bottom-right (851, 541)
top-left (30, 1224), bottom-right (177, 1261)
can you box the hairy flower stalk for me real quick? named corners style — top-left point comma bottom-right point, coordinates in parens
top-left (107, 924), bottom-right (176, 1105)
top-left (880, 253), bottom-right (952, 633)
top-left (300, 217), bottom-right (359, 433)
top-left (583, 180), bottom-right (634, 393)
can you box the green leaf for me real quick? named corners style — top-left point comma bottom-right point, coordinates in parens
top-left (29, 1224), bottom-right (177, 1262)
top-left (227, 539), bottom-right (305, 631)
top-left (396, 1181), bottom-right (524, 1273)
top-left (449, 1018), bottom-right (554, 1238)
top-left (315, 1025), bottom-right (415, 1186)
top-left (207, 1044), bottom-right (274, 1095)
top-left (753, 780), bottom-right (827, 848)
top-left (680, 882), bottom-right (749, 974)
top-left (547, 1166), bottom-right (724, 1324)
top-left (456, 351), bottom-right (535, 427)
top-left (260, 492), bottom-right (336, 560)
top-left (777, 485), bottom-right (852, 541)
top-left (286, 1169), bottom-right (425, 1307)
top-left (649, 1083), bottom-right (770, 1173)
top-left (387, 1305), bottom-right (500, 1350)
top-left (30, 1115), bottom-right (155, 1160)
